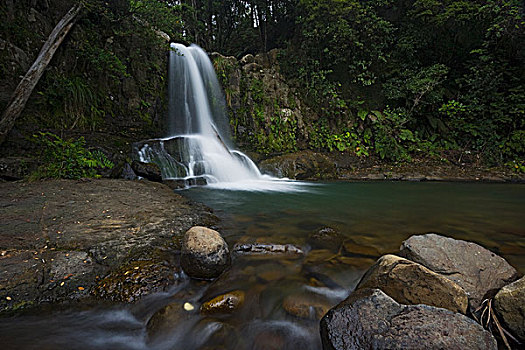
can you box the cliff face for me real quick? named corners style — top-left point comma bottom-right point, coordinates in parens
top-left (211, 50), bottom-right (317, 156)
top-left (0, 1), bottom-right (168, 160)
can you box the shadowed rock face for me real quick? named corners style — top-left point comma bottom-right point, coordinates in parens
top-left (356, 254), bottom-right (468, 314)
top-left (399, 233), bottom-right (519, 310)
top-left (320, 288), bottom-right (497, 350)
top-left (0, 179), bottom-right (215, 313)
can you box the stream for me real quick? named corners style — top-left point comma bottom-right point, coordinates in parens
top-left (1, 181), bottom-right (524, 350)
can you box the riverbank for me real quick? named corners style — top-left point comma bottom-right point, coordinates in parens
top-left (0, 179), bottom-right (216, 314)
top-left (258, 150), bottom-right (525, 182)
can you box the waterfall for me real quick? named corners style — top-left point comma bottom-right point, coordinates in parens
top-left (134, 43), bottom-right (303, 191)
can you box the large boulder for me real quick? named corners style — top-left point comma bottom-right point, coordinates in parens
top-left (356, 254), bottom-right (468, 314)
top-left (320, 288), bottom-right (497, 350)
top-left (400, 233), bottom-right (519, 309)
top-left (181, 226), bottom-right (231, 279)
top-left (494, 276), bottom-right (525, 342)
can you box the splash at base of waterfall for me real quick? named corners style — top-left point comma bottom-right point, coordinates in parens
top-left (133, 43), bottom-right (306, 192)
top-left (134, 135), bottom-right (307, 192)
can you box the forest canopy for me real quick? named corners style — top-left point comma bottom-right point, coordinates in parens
top-left (1, 0), bottom-right (524, 168)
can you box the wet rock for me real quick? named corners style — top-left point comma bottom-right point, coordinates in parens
top-left (356, 254), bottom-right (468, 314)
top-left (146, 301), bottom-right (192, 340)
top-left (200, 290), bottom-right (245, 315)
top-left (0, 179), bottom-right (215, 313)
top-left (259, 151), bottom-right (337, 180)
top-left (307, 227), bottom-right (343, 252)
top-left (232, 243), bottom-right (304, 259)
top-left (91, 260), bottom-right (181, 302)
top-left (131, 160), bottom-right (162, 182)
top-left (181, 226), bottom-right (231, 279)
top-left (342, 239), bottom-right (381, 258)
top-left (282, 293), bottom-right (332, 320)
top-left (400, 233), bottom-right (519, 310)
top-left (320, 288), bottom-right (497, 350)
top-left (494, 276), bottom-right (525, 342)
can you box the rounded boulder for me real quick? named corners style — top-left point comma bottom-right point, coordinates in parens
top-left (181, 226), bottom-right (230, 279)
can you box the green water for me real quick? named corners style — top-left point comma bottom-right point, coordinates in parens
top-left (184, 181), bottom-right (525, 271)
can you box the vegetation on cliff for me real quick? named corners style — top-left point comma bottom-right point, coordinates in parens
top-left (0, 0), bottom-right (523, 175)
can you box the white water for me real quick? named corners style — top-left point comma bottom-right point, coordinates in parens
top-left (135, 43), bottom-right (303, 192)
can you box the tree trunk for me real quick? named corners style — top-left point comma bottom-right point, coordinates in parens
top-left (0, 4), bottom-right (82, 146)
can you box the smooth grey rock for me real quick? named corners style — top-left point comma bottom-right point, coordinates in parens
top-left (400, 233), bottom-right (519, 309)
top-left (494, 276), bottom-right (525, 342)
top-left (181, 226), bottom-right (230, 279)
top-left (320, 288), bottom-right (497, 350)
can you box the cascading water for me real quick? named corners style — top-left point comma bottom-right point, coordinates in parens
top-left (134, 43), bottom-right (301, 191)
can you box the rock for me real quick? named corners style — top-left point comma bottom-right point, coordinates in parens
top-left (494, 276), bottom-right (525, 342)
top-left (342, 239), bottom-right (381, 258)
top-left (131, 160), bottom-right (162, 182)
top-left (200, 290), bottom-right (245, 315)
top-left (259, 151), bottom-right (337, 180)
top-left (91, 260), bottom-right (181, 303)
top-left (400, 233), bottom-right (519, 309)
top-left (232, 243), bottom-right (304, 258)
top-left (282, 293), bottom-right (332, 320)
top-left (0, 179), bottom-right (215, 313)
top-left (181, 226), bottom-right (231, 279)
top-left (0, 157), bottom-right (37, 180)
top-left (147, 301), bottom-right (191, 339)
top-left (320, 288), bottom-right (497, 350)
top-left (307, 227), bottom-right (343, 252)
top-left (356, 254), bottom-right (468, 314)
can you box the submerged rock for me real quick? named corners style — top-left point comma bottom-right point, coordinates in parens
top-left (494, 276), bottom-right (525, 342)
top-left (342, 239), bottom-right (381, 258)
top-left (200, 290), bottom-right (245, 315)
top-left (320, 288), bottom-right (497, 350)
top-left (356, 254), bottom-right (468, 314)
top-left (307, 227), bottom-right (343, 252)
top-left (232, 243), bottom-right (304, 258)
top-left (181, 226), bottom-right (231, 279)
top-left (400, 233), bottom-right (519, 310)
top-left (146, 301), bottom-right (192, 340)
top-left (282, 293), bottom-right (332, 321)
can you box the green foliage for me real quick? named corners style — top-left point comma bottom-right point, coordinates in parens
top-left (31, 133), bottom-right (113, 180)
top-left (37, 72), bottom-right (103, 130)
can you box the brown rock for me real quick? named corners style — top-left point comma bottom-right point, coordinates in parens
top-left (307, 227), bottom-right (343, 252)
top-left (356, 254), bottom-right (468, 314)
top-left (200, 290), bottom-right (245, 315)
top-left (400, 233), bottom-right (519, 310)
top-left (342, 239), bottom-right (381, 258)
top-left (494, 276), bottom-right (525, 342)
top-left (282, 293), bottom-right (332, 320)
